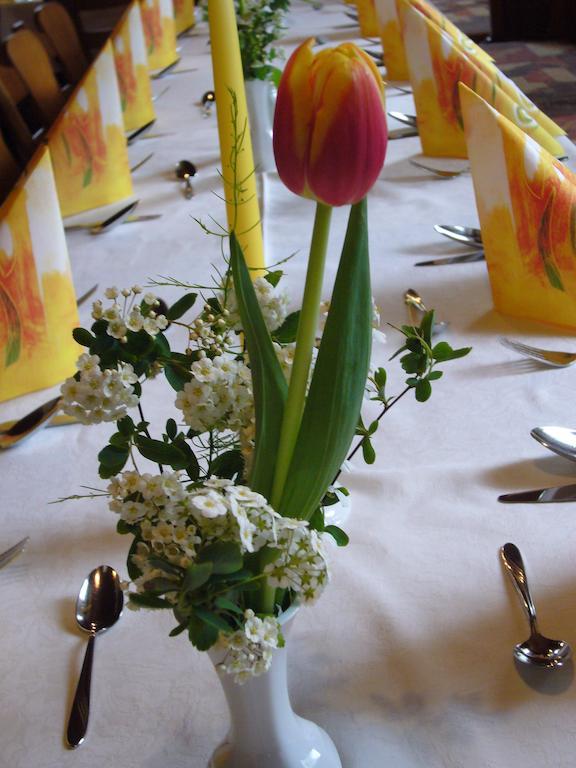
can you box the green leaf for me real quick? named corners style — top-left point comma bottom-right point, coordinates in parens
top-left (197, 541), bottom-right (243, 574)
top-left (420, 310), bottom-right (435, 345)
top-left (428, 370), bottom-right (443, 381)
top-left (209, 449), bottom-right (244, 480)
top-left (109, 432), bottom-right (129, 449)
top-left (169, 623), bottom-right (187, 637)
top-left (272, 311), bottom-right (300, 344)
top-left (374, 367), bottom-right (386, 389)
top-left (129, 592), bottom-right (171, 609)
top-left (97, 444), bottom-right (129, 478)
top-left (264, 270), bottom-right (283, 287)
top-left (135, 436), bottom-right (189, 468)
top-left (182, 562), bottom-right (213, 592)
top-left (166, 418), bottom-right (177, 439)
top-left (230, 233), bottom-right (288, 498)
top-left (195, 607), bottom-right (232, 632)
top-left (415, 379), bottom-right (432, 402)
top-left (167, 292), bottom-right (198, 321)
top-left (164, 362), bottom-right (192, 391)
top-left (188, 615), bottom-right (219, 650)
top-left (117, 416), bottom-right (135, 436)
top-left (361, 437), bottom-right (376, 464)
top-left (215, 596), bottom-right (244, 615)
top-left (279, 199), bottom-right (372, 520)
top-left (72, 327), bottom-right (94, 347)
top-left (324, 525), bottom-right (349, 546)
top-left (147, 557), bottom-right (184, 576)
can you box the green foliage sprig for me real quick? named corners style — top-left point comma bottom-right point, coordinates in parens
top-left (235, 0), bottom-right (291, 82)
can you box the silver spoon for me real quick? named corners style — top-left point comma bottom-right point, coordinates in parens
top-left (66, 565), bottom-right (124, 748)
top-left (404, 288), bottom-right (448, 335)
top-left (434, 223), bottom-right (482, 247)
top-left (500, 543), bottom-right (571, 668)
top-left (176, 160), bottom-right (197, 199)
top-left (531, 426), bottom-right (576, 463)
top-left (0, 396), bottom-right (62, 449)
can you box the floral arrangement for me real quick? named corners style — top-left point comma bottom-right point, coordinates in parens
top-left (234, 0), bottom-right (291, 82)
top-left (60, 39), bottom-right (470, 683)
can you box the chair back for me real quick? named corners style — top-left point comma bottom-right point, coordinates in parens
top-left (36, 3), bottom-right (89, 86)
top-left (0, 78), bottom-right (35, 165)
top-left (0, 128), bottom-right (21, 202)
top-left (5, 28), bottom-right (65, 126)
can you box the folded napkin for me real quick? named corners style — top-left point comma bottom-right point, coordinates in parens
top-left (461, 83), bottom-right (576, 329)
top-left (173, 0), bottom-right (195, 36)
top-left (398, 0), bottom-right (565, 158)
top-left (375, 0), bottom-right (491, 82)
top-left (112, 1), bottom-right (156, 132)
top-left (48, 41), bottom-right (133, 218)
top-left (0, 146), bottom-right (79, 403)
top-left (354, 0), bottom-right (380, 37)
top-left (140, 0), bottom-right (178, 72)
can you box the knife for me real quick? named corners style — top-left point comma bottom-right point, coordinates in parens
top-left (0, 537), bottom-right (29, 570)
top-left (498, 484), bottom-right (576, 503)
top-left (415, 251), bottom-right (485, 266)
top-left (127, 119), bottom-right (156, 144)
top-left (389, 127), bottom-right (419, 140)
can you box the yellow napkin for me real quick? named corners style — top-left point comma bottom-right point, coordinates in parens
top-left (140, 0), bottom-right (178, 72)
top-left (174, 0), bottom-right (195, 36)
top-left (112, 1), bottom-right (156, 132)
top-left (0, 146), bottom-right (79, 402)
top-left (48, 41), bottom-right (133, 218)
top-left (374, 0), bottom-right (490, 82)
top-left (398, 0), bottom-right (565, 158)
top-left (460, 83), bottom-right (576, 329)
top-left (354, 0), bottom-right (380, 37)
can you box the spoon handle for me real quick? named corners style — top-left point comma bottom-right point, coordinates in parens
top-left (500, 543), bottom-right (538, 632)
top-left (66, 634), bottom-right (95, 748)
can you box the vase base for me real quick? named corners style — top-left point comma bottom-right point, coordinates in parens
top-left (208, 715), bottom-right (342, 768)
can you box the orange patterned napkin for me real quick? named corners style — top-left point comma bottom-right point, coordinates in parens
top-left (461, 83), bottom-right (576, 329)
top-left (354, 0), bottom-right (380, 37)
top-left (48, 41), bottom-right (133, 218)
top-left (173, 0), bottom-right (195, 36)
top-left (140, 0), bottom-right (178, 72)
top-left (374, 0), bottom-right (491, 82)
top-left (398, 0), bottom-right (565, 158)
top-left (112, 1), bottom-right (156, 132)
top-left (0, 147), bottom-right (79, 402)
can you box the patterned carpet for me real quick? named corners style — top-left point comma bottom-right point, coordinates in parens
top-left (433, 0), bottom-right (576, 139)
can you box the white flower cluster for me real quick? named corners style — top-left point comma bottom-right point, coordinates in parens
top-left (319, 296), bottom-right (385, 342)
top-left (60, 353), bottom-right (139, 424)
top-left (219, 609), bottom-right (282, 684)
top-left (175, 354), bottom-right (253, 433)
top-left (108, 475), bottom-right (329, 676)
top-left (189, 304), bottom-right (233, 355)
top-left (92, 286), bottom-right (168, 341)
top-left (225, 277), bottom-right (289, 332)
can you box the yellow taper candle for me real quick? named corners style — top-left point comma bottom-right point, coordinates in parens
top-left (207, 0), bottom-right (265, 270)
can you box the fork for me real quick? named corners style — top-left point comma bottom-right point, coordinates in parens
top-left (500, 337), bottom-right (576, 367)
top-left (0, 537), bottom-right (29, 570)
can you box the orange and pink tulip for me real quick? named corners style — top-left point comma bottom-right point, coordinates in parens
top-left (273, 38), bottom-right (387, 207)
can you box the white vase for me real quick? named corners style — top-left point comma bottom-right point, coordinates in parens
top-left (208, 606), bottom-right (342, 768)
top-left (244, 78), bottom-right (277, 174)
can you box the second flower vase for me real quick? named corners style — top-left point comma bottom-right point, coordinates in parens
top-left (208, 607), bottom-right (342, 768)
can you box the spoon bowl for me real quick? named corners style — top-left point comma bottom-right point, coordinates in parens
top-left (514, 634), bottom-right (572, 668)
top-left (176, 160), bottom-right (197, 199)
top-left (67, 565), bottom-right (123, 748)
top-left (531, 426), bottom-right (576, 462)
top-left (434, 223), bottom-right (482, 247)
top-left (404, 288), bottom-right (448, 335)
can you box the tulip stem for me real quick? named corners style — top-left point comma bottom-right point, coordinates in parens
top-left (270, 202), bottom-right (332, 513)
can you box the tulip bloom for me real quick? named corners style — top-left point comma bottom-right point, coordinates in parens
top-left (273, 38), bottom-right (387, 207)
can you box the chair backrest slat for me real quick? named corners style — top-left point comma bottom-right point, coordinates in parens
top-left (36, 3), bottom-right (89, 86)
top-left (5, 28), bottom-right (65, 126)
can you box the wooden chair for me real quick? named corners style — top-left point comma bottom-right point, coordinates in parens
top-left (0, 128), bottom-right (21, 203)
top-left (4, 28), bottom-right (65, 126)
top-left (0, 78), bottom-right (35, 165)
top-left (35, 3), bottom-right (89, 86)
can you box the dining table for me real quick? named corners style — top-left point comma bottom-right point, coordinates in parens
top-left (3, 2), bottom-right (576, 766)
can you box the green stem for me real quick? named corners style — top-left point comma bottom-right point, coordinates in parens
top-left (270, 202), bottom-right (332, 510)
top-left (259, 202), bottom-right (332, 615)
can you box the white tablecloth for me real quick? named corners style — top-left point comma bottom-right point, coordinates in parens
top-left (3, 4), bottom-right (576, 767)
